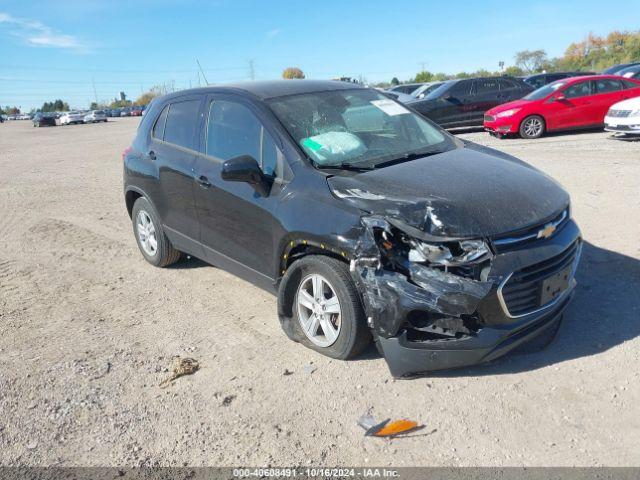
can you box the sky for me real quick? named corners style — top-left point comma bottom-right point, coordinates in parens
top-left (1, 0), bottom-right (639, 111)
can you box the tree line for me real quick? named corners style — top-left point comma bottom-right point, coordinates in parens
top-left (386, 29), bottom-right (640, 86)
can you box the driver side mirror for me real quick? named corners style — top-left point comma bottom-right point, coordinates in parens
top-left (554, 93), bottom-right (566, 102)
top-left (221, 155), bottom-right (272, 196)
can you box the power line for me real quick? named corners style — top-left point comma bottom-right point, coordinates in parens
top-left (196, 59), bottom-right (209, 85)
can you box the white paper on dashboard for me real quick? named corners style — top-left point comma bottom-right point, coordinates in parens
top-left (370, 99), bottom-right (410, 116)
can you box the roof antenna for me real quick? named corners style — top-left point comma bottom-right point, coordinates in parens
top-left (196, 59), bottom-right (209, 85)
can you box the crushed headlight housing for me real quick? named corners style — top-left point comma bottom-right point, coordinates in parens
top-left (407, 238), bottom-right (491, 266)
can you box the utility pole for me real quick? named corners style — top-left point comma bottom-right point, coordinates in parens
top-left (419, 61), bottom-right (426, 72)
top-left (248, 59), bottom-right (255, 81)
top-left (196, 59), bottom-right (209, 85)
top-left (91, 77), bottom-right (98, 105)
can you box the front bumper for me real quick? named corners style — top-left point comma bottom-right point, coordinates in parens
top-left (484, 116), bottom-right (519, 135)
top-left (604, 116), bottom-right (640, 134)
top-left (376, 219), bottom-right (582, 377)
top-left (379, 288), bottom-right (572, 377)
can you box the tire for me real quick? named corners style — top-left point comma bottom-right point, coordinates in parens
top-left (290, 255), bottom-right (370, 359)
top-left (131, 197), bottom-right (182, 267)
top-left (519, 115), bottom-right (545, 139)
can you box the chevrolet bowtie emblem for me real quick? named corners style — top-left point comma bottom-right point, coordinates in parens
top-left (537, 223), bottom-right (556, 239)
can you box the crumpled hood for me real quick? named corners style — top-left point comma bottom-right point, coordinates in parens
top-left (327, 144), bottom-right (569, 239)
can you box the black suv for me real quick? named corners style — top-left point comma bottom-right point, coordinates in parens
top-left (123, 80), bottom-right (581, 377)
top-left (406, 76), bottom-right (533, 128)
top-left (523, 72), bottom-right (594, 90)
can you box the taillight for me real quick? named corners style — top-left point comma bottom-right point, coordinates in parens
top-left (122, 146), bottom-right (133, 162)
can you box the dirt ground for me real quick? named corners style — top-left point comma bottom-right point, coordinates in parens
top-left (1, 118), bottom-right (639, 467)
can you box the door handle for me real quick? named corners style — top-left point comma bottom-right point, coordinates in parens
top-left (196, 175), bottom-right (211, 188)
top-left (148, 150), bottom-right (156, 160)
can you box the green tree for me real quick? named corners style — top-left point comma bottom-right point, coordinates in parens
top-left (282, 67), bottom-right (305, 79)
top-left (390, 77), bottom-right (400, 86)
top-left (414, 70), bottom-right (433, 83)
top-left (109, 99), bottom-right (132, 108)
top-left (503, 65), bottom-right (525, 76)
top-left (515, 49), bottom-right (548, 73)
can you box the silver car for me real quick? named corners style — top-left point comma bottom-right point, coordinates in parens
top-left (60, 111), bottom-right (85, 125)
top-left (84, 110), bottom-right (108, 123)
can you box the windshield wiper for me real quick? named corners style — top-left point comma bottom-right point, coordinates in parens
top-left (373, 149), bottom-right (444, 169)
top-left (316, 162), bottom-right (375, 172)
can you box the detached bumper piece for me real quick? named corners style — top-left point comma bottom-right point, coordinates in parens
top-left (378, 291), bottom-right (573, 378)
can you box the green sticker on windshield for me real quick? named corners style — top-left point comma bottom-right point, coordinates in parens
top-left (303, 138), bottom-right (323, 151)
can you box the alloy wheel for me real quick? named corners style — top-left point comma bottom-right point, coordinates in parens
top-left (296, 273), bottom-right (342, 347)
top-left (523, 117), bottom-right (543, 137)
top-left (136, 210), bottom-right (158, 256)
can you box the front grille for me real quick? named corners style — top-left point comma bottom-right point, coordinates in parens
top-left (607, 125), bottom-right (635, 131)
top-left (608, 109), bottom-right (632, 118)
top-left (500, 240), bottom-right (580, 317)
top-left (484, 114), bottom-right (495, 122)
top-left (492, 208), bottom-right (568, 252)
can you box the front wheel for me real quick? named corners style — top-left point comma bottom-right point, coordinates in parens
top-left (131, 197), bottom-right (182, 267)
top-left (519, 115), bottom-right (545, 139)
top-left (290, 256), bottom-right (370, 359)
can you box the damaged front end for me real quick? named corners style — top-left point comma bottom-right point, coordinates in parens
top-left (351, 216), bottom-right (493, 340)
top-left (350, 215), bottom-right (573, 377)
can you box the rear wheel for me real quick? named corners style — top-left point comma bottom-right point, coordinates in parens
top-left (519, 115), bottom-right (545, 139)
top-left (131, 197), bottom-right (182, 267)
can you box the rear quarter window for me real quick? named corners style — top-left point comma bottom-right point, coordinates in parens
top-left (163, 99), bottom-right (201, 150)
top-left (152, 104), bottom-right (169, 140)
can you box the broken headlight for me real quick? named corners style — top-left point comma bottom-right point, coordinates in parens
top-left (407, 238), bottom-right (491, 266)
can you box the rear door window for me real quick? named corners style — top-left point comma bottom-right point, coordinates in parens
top-left (475, 79), bottom-right (500, 96)
top-left (498, 78), bottom-right (519, 91)
top-left (446, 80), bottom-right (472, 99)
top-left (163, 99), bottom-right (201, 150)
top-left (594, 79), bottom-right (622, 94)
top-left (564, 81), bottom-right (592, 99)
top-left (527, 76), bottom-right (546, 89)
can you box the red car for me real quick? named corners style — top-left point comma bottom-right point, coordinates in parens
top-left (484, 75), bottom-right (640, 139)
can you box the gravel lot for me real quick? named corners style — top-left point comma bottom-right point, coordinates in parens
top-left (1, 118), bottom-right (639, 467)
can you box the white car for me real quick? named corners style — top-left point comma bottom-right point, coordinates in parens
top-left (605, 97), bottom-right (640, 136)
top-left (60, 111), bottom-right (85, 125)
top-left (84, 110), bottom-right (108, 123)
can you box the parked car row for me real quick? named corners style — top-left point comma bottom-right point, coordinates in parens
top-left (32, 110), bottom-right (111, 127)
top-left (386, 67), bottom-right (640, 139)
top-left (405, 76), bottom-right (534, 128)
top-left (27, 105), bottom-right (147, 128)
top-left (108, 106), bottom-right (145, 117)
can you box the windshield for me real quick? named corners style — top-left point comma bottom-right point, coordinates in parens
top-left (268, 88), bottom-right (454, 168)
top-left (523, 80), bottom-right (568, 100)
top-left (420, 81), bottom-right (455, 101)
top-left (412, 82), bottom-right (444, 98)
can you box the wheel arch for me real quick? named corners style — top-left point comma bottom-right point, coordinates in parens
top-left (124, 186), bottom-right (151, 218)
top-left (276, 240), bottom-right (352, 341)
